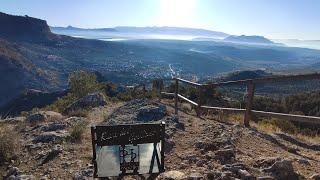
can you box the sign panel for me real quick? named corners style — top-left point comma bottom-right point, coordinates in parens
top-left (91, 122), bottom-right (165, 177)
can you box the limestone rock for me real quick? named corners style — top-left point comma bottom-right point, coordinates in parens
top-left (26, 112), bottom-right (47, 126)
top-left (263, 159), bottom-right (299, 180)
top-left (310, 174), bottom-right (320, 180)
top-left (64, 92), bottom-right (106, 113)
top-left (159, 170), bottom-right (186, 180)
top-left (32, 131), bottom-right (70, 143)
top-left (187, 172), bottom-right (203, 180)
top-left (214, 148), bottom-right (235, 164)
top-left (136, 104), bottom-right (166, 122)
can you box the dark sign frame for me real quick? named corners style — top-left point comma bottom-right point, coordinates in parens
top-left (91, 122), bottom-right (165, 178)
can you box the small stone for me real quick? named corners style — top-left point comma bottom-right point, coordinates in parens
top-left (238, 169), bottom-right (255, 180)
top-left (160, 170), bottom-right (186, 180)
top-left (187, 172), bottom-right (203, 180)
top-left (257, 176), bottom-right (275, 180)
top-left (263, 159), bottom-right (299, 180)
top-left (296, 158), bottom-right (310, 165)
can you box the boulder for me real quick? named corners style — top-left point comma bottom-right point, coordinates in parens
top-left (40, 145), bottom-right (63, 165)
top-left (4, 166), bottom-right (20, 178)
top-left (64, 117), bottom-right (86, 126)
top-left (41, 111), bottom-right (63, 121)
top-left (263, 159), bottom-right (299, 180)
top-left (238, 169), bottom-right (255, 180)
top-left (136, 104), bottom-right (166, 122)
top-left (32, 131), bottom-right (70, 143)
top-left (26, 112), bottom-right (47, 126)
top-left (164, 139), bottom-right (175, 153)
top-left (214, 148), bottom-right (235, 164)
top-left (64, 92), bottom-right (106, 113)
top-left (310, 174), bottom-right (320, 180)
top-left (39, 123), bottom-right (67, 132)
top-left (26, 111), bottom-right (63, 126)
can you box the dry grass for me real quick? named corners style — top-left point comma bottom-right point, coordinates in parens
top-left (225, 114), bottom-right (320, 144)
top-left (0, 124), bottom-right (20, 165)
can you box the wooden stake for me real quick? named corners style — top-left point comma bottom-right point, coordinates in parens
top-left (244, 81), bottom-right (255, 127)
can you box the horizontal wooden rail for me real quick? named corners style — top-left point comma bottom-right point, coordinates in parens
top-left (201, 105), bottom-right (246, 113)
top-left (161, 73), bottom-right (320, 126)
top-left (160, 92), bottom-right (174, 96)
top-left (178, 94), bottom-right (198, 106)
top-left (176, 78), bottom-right (202, 86)
top-left (252, 110), bottom-right (320, 124)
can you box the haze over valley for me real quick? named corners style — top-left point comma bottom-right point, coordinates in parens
top-left (1, 11), bottom-right (320, 107)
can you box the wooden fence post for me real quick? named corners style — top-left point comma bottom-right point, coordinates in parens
top-left (175, 78), bottom-right (179, 115)
top-left (197, 85), bottom-right (202, 117)
top-left (244, 81), bottom-right (255, 127)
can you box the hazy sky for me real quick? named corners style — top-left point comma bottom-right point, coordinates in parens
top-left (1, 0), bottom-right (319, 40)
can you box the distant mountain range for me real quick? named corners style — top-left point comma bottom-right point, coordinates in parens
top-left (51, 26), bottom-right (280, 45)
top-left (52, 25), bottom-right (117, 32)
top-left (51, 26), bottom-right (230, 38)
top-left (224, 35), bottom-right (275, 44)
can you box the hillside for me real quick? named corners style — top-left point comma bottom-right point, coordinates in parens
top-left (0, 71), bottom-right (319, 179)
top-left (1, 98), bottom-right (319, 179)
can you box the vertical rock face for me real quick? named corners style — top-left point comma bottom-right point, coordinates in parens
top-left (0, 12), bottom-right (56, 42)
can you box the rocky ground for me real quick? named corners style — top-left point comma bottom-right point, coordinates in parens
top-left (1, 98), bottom-right (320, 180)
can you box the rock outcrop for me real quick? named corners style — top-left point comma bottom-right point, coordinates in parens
top-left (64, 93), bottom-right (106, 114)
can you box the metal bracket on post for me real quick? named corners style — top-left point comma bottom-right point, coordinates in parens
top-left (244, 80), bottom-right (255, 127)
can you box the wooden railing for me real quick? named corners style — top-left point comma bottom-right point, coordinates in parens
top-left (159, 73), bottom-right (320, 126)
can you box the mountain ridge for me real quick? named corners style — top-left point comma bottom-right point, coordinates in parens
top-left (51, 25), bottom-right (229, 38)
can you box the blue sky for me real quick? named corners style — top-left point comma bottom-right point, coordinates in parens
top-left (1, 0), bottom-right (319, 40)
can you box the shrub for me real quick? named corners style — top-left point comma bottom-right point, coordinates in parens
top-left (66, 108), bottom-right (90, 117)
top-left (0, 126), bottom-right (19, 164)
top-left (70, 121), bottom-right (88, 142)
top-left (44, 93), bottom-right (77, 113)
top-left (69, 70), bottom-right (101, 98)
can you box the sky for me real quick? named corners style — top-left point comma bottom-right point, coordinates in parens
top-left (1, 0), bottom-right (319, 40)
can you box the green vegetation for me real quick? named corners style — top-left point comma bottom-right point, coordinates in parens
top-left (44, 70), bottom-right (105, 114)
top-left (69, 70), bottom-right (101, 98)
top-left (253, 90), bottom-right (320, 116)
top-left (70, 121), bottom-right (88, 142)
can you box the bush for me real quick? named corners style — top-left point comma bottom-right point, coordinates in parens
top-left (70, 121), bottom-right (88, 142)
top-left (44, 93), bottom-right (77, 113)
top-left (69, 70), bottom-right (101, 98)
top-left (66, 108), bottom-right (90, 117)
top-left (0, 126), bottom-right (19, 164)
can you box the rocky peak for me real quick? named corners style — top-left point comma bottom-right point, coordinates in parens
top-left (0, 12), bottom-right (57, 43)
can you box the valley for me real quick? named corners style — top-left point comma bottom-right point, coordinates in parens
top-left (1, 11), bottom-right (320, 109)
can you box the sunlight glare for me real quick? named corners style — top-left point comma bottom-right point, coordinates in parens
top-left (158, 0), bottom-right (197, 27)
